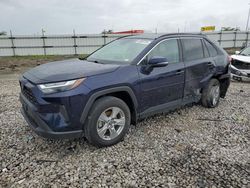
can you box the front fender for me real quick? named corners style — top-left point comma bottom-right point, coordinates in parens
top-left (79, 86), bottom-right (138, 125)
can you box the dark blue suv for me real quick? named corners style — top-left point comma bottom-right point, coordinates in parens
top-left (20, 33), bottom-right (230, 147)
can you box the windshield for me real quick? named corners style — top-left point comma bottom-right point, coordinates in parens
top-left (240, 47), bottom-right (250, 56)
top-left (87, 38), bottom-right (152, 64)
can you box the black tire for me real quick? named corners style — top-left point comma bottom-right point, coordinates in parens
top-left (84, 96), bottom-right (131, 147)
top-left (201, 79), bottom-right (220, 108)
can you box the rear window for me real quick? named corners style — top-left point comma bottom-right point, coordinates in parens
top-left (182, 39), bottom-right (204, 61)
top-left (204, 40), bottom-right (218, 57)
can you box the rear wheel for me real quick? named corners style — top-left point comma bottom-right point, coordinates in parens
top-left (84, 96), bottom-right (131, 147)
top-left (201, 79), bottom-right (220, 108)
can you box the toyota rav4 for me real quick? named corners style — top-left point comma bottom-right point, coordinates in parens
top-left (19, 33), bottom-right (231, 147)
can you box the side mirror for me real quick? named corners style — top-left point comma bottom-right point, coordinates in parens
top-left (148, 56), bottom-right (169, 67)
top-left (235, 51), bottom-right (240, 55)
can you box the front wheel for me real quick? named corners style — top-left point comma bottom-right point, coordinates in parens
top-left (201, 79), bottom-right (220, 108)
top-left (84, 96), bottom-right (131, 147)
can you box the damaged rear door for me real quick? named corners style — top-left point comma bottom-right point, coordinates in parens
top-left (181, 37), bottom-right (216, 101)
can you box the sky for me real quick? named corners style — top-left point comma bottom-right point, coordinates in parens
top-left (0, 0), bottom-right (249, 35)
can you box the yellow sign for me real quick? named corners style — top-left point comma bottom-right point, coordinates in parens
top-left (201, 26), bottom-right (215, 32)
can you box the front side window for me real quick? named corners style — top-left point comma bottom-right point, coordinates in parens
top-left (87, 38), bottom-right (152, 64)
top-left (147, 39), bottom-right (179, 63)
top-left (182, 38), bottom-right (204, 61)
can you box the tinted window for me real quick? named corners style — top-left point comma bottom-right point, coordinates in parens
top-left (148, 39), bottom-right (179, 63)
top-left (204, 40), bottom-right (217, 57)
top-left (203, 40), bottom-right (210, 58)
top-left (182, 39), bottom-right (204, 61)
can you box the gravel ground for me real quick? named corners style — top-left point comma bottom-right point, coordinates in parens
top-left (0, 75), bottom-right (249, 187)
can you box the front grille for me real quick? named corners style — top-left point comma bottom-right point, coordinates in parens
top-left (22, 86), bottom-right (38, 105)
top-left (232, 60), bottom-right (250, 70)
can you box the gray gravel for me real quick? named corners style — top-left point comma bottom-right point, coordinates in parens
top-left (0, 76), bottom-right (249, 187)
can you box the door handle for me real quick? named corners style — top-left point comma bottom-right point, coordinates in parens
top-left (207, 62), bottom-right (214, 67)
top-left (175, 70), bottom-right (184, 75)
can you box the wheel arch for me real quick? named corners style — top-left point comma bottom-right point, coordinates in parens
top-left (200, 73), bottom-right (230, 98)
top-left (211, 73), bottom-right (230, 98)
top-left (80, 86), bottom-right (138, 127)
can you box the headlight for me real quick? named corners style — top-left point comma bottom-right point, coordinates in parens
top-left (236, 70), bottom-right (242, 76)
top-left (38, 78), bottom-right (85, 94)
top-left (230, 65), bottom-right (241, 75)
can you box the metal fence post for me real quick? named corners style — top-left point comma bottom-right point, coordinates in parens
top-left (103, 33), bottom-right (106, 45)
top-left (41, 29), bottom-right (46, 56)
top-left (219, 31), bottom-right (222, 45)
top-left (233, 31), bottom-right (237, 48)
top-left (73, 29), bottom-right (77, 55)
top-left (10, 30), bottom-right (16, 56)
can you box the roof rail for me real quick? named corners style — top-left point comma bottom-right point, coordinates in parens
top-left (158, 32), bottom-right (205, 38)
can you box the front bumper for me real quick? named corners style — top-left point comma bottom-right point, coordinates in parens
top-left (230, 65), bottom-right (250, 81)
top-left (20, 93), bottom-right (83, 139)
top-left (231, 73), bottom-right (250, 81)
top-left (19, 75), bottom-right (92, 139)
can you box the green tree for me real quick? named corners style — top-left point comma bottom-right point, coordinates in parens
top-left (0, 31), bottom-right (7, 36)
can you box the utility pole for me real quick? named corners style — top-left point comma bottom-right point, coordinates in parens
top-left (184, 21), bottom-right (187, 32)
top-left (246, 3), bottom-right (250, 31)
top-left (42, 28), bottom-right (46, 36)
top-left (10, 30), bottom-right (15, 56)
top-left (73, 29), bottom-right (77, 56)
top-left (155, 28), bottom-right (158, 34)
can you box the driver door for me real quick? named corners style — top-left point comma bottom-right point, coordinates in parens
top-left (137, 38), bottom-right (185, 114)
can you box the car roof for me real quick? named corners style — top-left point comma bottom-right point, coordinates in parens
top-left (124, 33), bottom-right (206, 40)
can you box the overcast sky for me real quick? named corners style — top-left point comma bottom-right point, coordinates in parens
top-left (0, 0), bottom-right (249, 35)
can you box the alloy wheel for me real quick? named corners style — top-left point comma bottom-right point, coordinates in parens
top-left (96, 107), bottom-right (126, 140)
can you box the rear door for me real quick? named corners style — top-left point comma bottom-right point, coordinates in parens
top-left (181, 38), bottom-right (216, 100)
top-left (137, 38), bottom-right (185, 114)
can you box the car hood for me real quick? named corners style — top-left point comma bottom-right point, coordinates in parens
top-left (23, 58), bottom-right (120, 84)
top-left (231, 55), bottom-right (250, 63)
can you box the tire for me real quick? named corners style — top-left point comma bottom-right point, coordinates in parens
top-left (84, 96), bottom-right (131, 147)
top-left (201, 79), bottom-right (220, 108)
